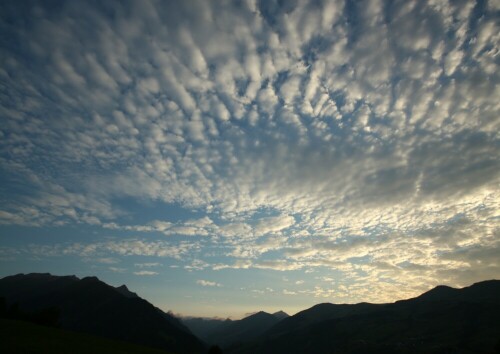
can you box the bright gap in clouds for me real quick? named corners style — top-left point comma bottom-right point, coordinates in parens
top-left (0, 0), bottom-right (499, 318)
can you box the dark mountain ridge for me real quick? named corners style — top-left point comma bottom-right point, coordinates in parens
top-left (182, 310), bottom-right (289, 348)
top-left (267, 301), bottom-right (384, 338)
top-left (271, 310), bottom-right (289, 320)
top-left (181, 317), bottom-right (232, 343)
top-left (228, 279), bottom-right (500, 354)
top-left (0, 273), bottom-right (205, 354)
top-left (2, 274), bottom-right (499, 354)
top-left (115, 284), bottom-right (139, 298)
top-left (410, 279), bottom-right (500, 303)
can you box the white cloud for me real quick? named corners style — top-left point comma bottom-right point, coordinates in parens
top-left (488, 0), bottom-right (500, 10)
top-left (219, 222), bottom-right (252, 238)
top-left (196, 279), bottom-right (222, 287)
top-left (109, 267), bottom-right (126, 273)
top-left (254, 215), bottom-right (296, 236)
top-left (134, 270), bottom-right (159, 276)
top-left (135, 262), bottom-right (161, 268)
top-left (95, 257), bottom-right (120, 264)
top-left (444, 49), bottom-right (464, 76)
top-left (17, 239), bottom-right (200, 261)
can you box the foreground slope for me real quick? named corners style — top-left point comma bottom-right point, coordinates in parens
top-left (0, 273), bottom-right (205, 354)
top-left (0, 319), bottom-right (174, 354)
top-left (229, 280), bottom-right (500, 354)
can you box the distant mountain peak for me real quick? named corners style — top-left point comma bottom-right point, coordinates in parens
top-left (470, 279), bottom-right (500, 288)
top-left (81, 276), bottom-right (100, 282)
top-left (413, 284), bottom-right (459, 302)
top-left (242, 310), bottom-right (289, 321)
top-left (242, 311), bottom-right (270, 319)
top-left (272, 311), bottom-right (289, 320)
top-left (414, 280), bottom-right (500, 302)
top-left (115, 284), bottom-right (139, 298)
top-left (202, 309), bottom-right (285, 347)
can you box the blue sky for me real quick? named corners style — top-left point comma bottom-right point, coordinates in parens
top-left (0, 0), bottom-right (499, 318)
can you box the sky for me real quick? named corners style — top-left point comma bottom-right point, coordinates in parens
top-left (0, 0), bottom-right (499, 319)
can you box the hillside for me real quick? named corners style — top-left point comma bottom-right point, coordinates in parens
top-left (0, 273), bottom-right (205, 354)
top-left (0, 318), bottom-right (175, 354)
top-left (3, 273), bottom-right (499, 354)
top-left (228, 280), bottom-right (500, 354)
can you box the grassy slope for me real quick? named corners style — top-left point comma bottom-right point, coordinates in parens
top-left (0, 319), bottom-right (175, 354)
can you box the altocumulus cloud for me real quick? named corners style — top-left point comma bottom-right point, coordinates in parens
top-left (197, 280), bottom-right (222, 287)
top-left (134, 271), bottom-right (159, 276)
top-left (0, 0), bottom-right (499, 303)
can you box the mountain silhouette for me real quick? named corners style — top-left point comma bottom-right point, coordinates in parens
top-left (183, 310), bottom-right (289, 348)
top-left (0, 273), bottom-right (205, 354)
top-left (271, 311), bottom-right (289, 321)
top-left (181, 317), bottom-right (231, 343)
top-left (2, 274), bottom-right (499, 353)
top-left (114, 284), bottom-right (139, 299)
top-left (266, 301), bottom-right (384, 339)
top-left (228, 280), bottom-right (500, 354)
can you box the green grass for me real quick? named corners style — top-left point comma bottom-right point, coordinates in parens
top-left (0, 319), bottom-right (175, 354)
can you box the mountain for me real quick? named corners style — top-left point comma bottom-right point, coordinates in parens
top-left (228, 280), bottom-right (500, 354)
top-left (3, 274), bottom-right (499, 353)
top-left (271, 311), bottom-right (289, 321)
top-left (114, 284), bottom-right (139, 299)
top-left (181, 317), bottom-right (231, 343)
top-left (0, 273), bottom-right (205, 354)
top-left (182, 310), bottom-right (289, 348)
top-left (207, 311), bottom-right (280, 347)
top-left (266, 302), bottom-right (383, 338)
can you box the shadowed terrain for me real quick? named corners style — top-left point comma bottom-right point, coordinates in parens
top-left (2, 274), bottom-right (499, 354)
top-left (0, 318), bottom-right (175, 354)
top-left (227, 280), bottom-right (500, 354)
top-left (0, 273), bottom-right (205, 354)
top-left (183, 310), bottom-right (289, 347)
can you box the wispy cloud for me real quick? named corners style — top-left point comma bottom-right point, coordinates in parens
top-left (135, 262), bottom-right (162, 268)
top-left (197, 280), bottom-right (222, 287)
top-left (109, 267), bottom-right (126, 273)
top-left (134, 271), bottom-right (159, 276)
top-left (17, 239), bottom-right (200, 260)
